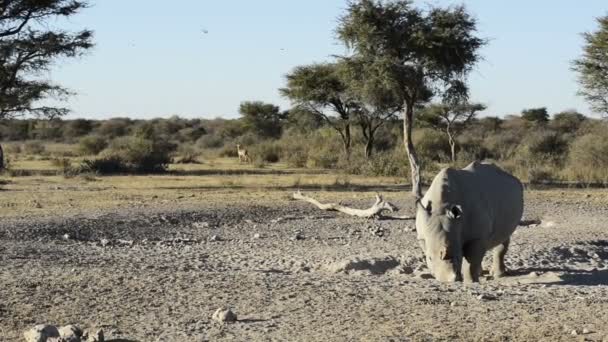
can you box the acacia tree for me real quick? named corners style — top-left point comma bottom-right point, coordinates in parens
top-left (0, 0), bottom-right (93, 169)
top-left (280, 63), bottom-right (357, 158)
top-left (337, 0), bottom-right (485, 198)
top-left (238, 101), bottom-right (286, 139)
top-left (572, 15), bottom-right (608, 116)
top-left (420, 102), bottom-right (486, 162)
top-left (521, 107), bottom-right (549, 124)
top-left (0, 0), bottom-right (93, 119)
top-left (339, 58), bottom-right (401, 158)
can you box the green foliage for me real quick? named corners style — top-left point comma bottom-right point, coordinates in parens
top-left (572, 15), bottom-right (608, 115)
top-left (521, 107), bottom-right (549, 123)
top-left (284, 106), bottom-right (324, 134)
top-left (81, 156), bottom-right (127, 175)
top-left (78, 135), bottom-right (108, 156)
top-left (239, 101), bottom-right (285, 138)
top-left (281, 63), bottom-right (355, 156)
top-left (99, 136), bottom-right (175, 173)
top-left (0, 1), bottom-right (93, 119)
top-left (63, 119), bottom-right (93, 140)
top-left (197, 134), bottom-right (224, 149)
top-left (550, 110), bottom-right (586, 133)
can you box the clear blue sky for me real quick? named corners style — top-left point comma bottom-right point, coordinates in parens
top-left (52, 0), bottom-right (607, 120)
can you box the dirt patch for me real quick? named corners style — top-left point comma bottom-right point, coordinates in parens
top-left (1, 196), bottom-right (608, 341)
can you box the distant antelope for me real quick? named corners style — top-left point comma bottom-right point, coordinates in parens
top-left (236, 144), bottom-right (251, 163)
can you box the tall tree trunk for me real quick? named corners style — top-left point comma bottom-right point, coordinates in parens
top-left (403, 103), bottom-right (422, 199)
top-left (447, 127), bottom-right (456, 163)
top-left (343, 122), bottom-right (351, 160)
top-left (364, 135), bottom-right (374, 159)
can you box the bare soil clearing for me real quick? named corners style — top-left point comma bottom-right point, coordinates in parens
top-left (1, 191), bottom-right (608, 341)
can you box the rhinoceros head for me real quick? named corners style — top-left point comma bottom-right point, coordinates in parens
top-left (415, 200), bottom-right (464, 282)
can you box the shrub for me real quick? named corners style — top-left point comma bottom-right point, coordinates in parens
top-left (175, 144), bottom-right (202, 164)
top-left (413, 129), bottom-right (450, 163)
top-left (305, 128), bottom-right (343, 169)
top-left (51, 157), bottom-right (79, 178)
top-left (3, 143), bottom-right (21, 154)
top-left (197, 134), bottom-right (224, 149)
top-left (89, 136), bottom-right (175, 173)
top-left (283, 144), bottom-right (308, 168)
top-left (23, 141), bottom-right (45, 155)
top-left (78, 135), bottom-right (108, 156)
top-left (483, 131), bottom-right (522, 160)
top-left (252, 141), bottom-right (281, 163)
top-left (565, 132), bottom-right (608, 185)
top-left (81, 156), bottom-right (128, 174)
top-left (218, 145), bottom-right (238, 158)
top-left (347, 148), bottom-right (410, 178)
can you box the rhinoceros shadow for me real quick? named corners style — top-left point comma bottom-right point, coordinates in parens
top-left (508, 267), bottom-right (608, 286)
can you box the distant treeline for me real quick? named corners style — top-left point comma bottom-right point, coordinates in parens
top-left (1, 105), bottom-right (607, 185)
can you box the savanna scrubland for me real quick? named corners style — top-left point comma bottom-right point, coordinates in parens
top-left (2, 0), bottom-right (608, 341)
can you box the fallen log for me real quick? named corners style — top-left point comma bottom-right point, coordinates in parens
top-left (292, 190), bottom-right (414, 220)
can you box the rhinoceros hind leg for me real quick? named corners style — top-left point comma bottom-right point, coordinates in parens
top-left (491, 239), bottom-right (510, 278)
top-left (463, 240), bottom-right (485, 283)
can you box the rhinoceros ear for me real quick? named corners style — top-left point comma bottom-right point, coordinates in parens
top-left (447, 205), bottom-right (462, 219)
top-left (416, 199), bottom-right (432, 214)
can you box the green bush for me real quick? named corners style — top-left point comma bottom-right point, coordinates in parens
top-left (78, 135), bottom-right (108, 156)
top-left (94, 136), bottom-right (175, 173)
top-left (81, 156), bottom-right (128, 174)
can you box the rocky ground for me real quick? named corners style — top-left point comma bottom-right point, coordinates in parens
top-left (1, 191), bottom-right (608, 341)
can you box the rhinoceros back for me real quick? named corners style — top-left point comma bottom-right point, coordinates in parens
top-left (460, 161), bottom-right (524, 247)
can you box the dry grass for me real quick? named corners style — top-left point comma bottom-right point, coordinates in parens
top-left (1, 156), bottom-right (606, 219)
top-left (0, 157), bottom-right (405, 218)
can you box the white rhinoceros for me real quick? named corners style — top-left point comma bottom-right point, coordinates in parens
top-left (415, 161), bottom-right (524, 282)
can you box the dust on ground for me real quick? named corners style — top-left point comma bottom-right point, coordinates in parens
top-left (1, 190), bottom-right (608, 341)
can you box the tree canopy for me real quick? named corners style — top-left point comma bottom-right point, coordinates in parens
top-left (521, 107), bottom-right (549, 124)
top-left (419, 102), bottom-right (486, 162)
top-left (336, 0), bottom-right (485, 198)
top-left (572, 15), bottom-right (608, 116)
top-left (239, 101), bottom-right (286, 139)
top-left (280, 63), bottom-right (357, 156)
top-left (0, 0), bottom-right (93, 119)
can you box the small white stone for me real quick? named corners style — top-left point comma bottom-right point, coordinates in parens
top-left (58, 324), bottom-right (83, 342)
top-left (23, 324), bottom-right (60, 342)
top-left (212, 308), bottom-right (237, 323)
top-left (253, 233), bottom-right (261, 239)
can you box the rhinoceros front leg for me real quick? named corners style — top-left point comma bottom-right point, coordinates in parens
top-left (462, 240), bottom-right (485, 283)
top-left (491, 239), bottom-right (510, 278)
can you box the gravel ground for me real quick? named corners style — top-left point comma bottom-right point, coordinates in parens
top-left (1, 192), bottom-right (608, 341)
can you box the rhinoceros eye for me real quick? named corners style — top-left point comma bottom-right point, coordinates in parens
top-left (447, 205), bottom-right (462, 219)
